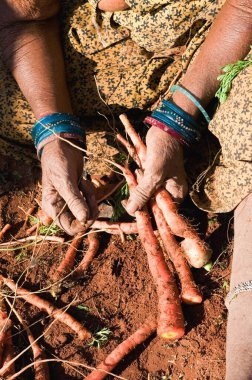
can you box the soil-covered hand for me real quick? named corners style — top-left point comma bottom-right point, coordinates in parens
top-left (125, 126), bottom-right (188, 215)
top-left (41, 140), bottom-right (98, 235)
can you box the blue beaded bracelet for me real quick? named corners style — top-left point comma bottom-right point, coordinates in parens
top-left (31, 113), bottom-right (85, 157)
top-left (150, 100), bottom-right (201, 145)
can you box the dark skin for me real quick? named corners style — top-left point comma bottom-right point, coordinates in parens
top-left (0, 0), bottom-right (251, 232)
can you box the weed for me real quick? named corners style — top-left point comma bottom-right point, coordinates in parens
top-left (216, 53), bottom-right (252, 103)
top-left (87, 327), bottom-right (112, 348)
top-left (29, 216), bottom-right (61, 236)
top-left (222, 280), bottom-right (229, 292)
top-left (15, 250), bottom-right (29, 262)
top-left (77, 304), bottom-right (91, 313)
top-left (111, 183), bottom-right (130, 222)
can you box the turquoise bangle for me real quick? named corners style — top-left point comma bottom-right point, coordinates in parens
top-left (171, 85), bottom-right (211, 124)
top-left (31, 113), bottom-right (85, 151)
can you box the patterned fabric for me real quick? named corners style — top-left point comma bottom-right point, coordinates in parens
top-left (0, 0), bottom-right (251, 213)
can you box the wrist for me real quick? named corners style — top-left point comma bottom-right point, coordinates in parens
top-left (31, 113), bottom-right (85, 158)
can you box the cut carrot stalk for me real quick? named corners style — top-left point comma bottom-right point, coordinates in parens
top-left (2, 276), bottom-right (91, 341)
top-left (74, 232), bottom-right (100, 280)
top-left (85, 318), bottom-right (156, 380)
top-left (123, 168), bottom-right (184, 340)
top-left (151, 199), bottom-right (203, 304)
top-left (0, 224), bottom-right (11, 240)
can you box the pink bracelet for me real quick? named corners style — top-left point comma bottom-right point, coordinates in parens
top-left (144, 116), bottom-right (188, 146)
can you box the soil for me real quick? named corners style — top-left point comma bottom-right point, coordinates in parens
top-left (0, 162), bottom-right (233, 380)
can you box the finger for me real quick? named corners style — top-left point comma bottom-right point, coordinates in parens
top-left (165, 177), bottom-right (188, 204)
top-left (54, 179), bottom-right (90, 223)
top-left (42, 185), bottom-right (86, 236)
top-left (79, 179), bottom-right (99, 221)
top-left (125, 171), bottom-right (162, 215)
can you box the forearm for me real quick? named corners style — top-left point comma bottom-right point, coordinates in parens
top-left (0, 1), bottom-right (72, 119)
top-left (172, 0), bottom-right (252, 118)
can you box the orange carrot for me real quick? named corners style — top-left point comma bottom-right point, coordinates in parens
top-left (123, 168), bottom-right (184, 340)
top-left (91, 221), bottom-right (138, 235)
top-left (116, 133), bottom-right (142, 168)
top-left (23, 206), bottom-right (35, 228)
top-left (53, 233), bottom-right (83, 282)
top-left (37, 210), bottom-right (53, 226)
top-left (85, 318), bottom-right (156, 380)
top-left (2, 277), bottom-right (91, 341)
top-left (0, 296), bottom-right (12, 367)
top-left (119, 114), bottom-right (212, 268)
top-left (151, 199), bottom-right (202, 304)
top-left (0, 224), bottom-right (11, 240)
top-left (26, 223), bottom-right (39, 236)
top-left (74, 232), bottom-right (100, 280)
top-left (155, 190), bottom-right (212, 268)
top-left (1, 326), bottom-right (15, 377)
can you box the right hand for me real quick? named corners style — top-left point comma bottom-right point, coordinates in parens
top-left (41, 139), bottom-right (98, 236)
top-left (125, 126), bottom-right (188, 215)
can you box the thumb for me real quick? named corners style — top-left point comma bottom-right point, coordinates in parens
top-left (125, 173), bottom-right (160, 215)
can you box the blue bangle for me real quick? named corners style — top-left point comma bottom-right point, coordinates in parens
top-left (171, 85), bottom-right (211, 124)
top-left (31, 113), bottom-right (85, 150)
top-left (150, 100), bottom-right (201, 146)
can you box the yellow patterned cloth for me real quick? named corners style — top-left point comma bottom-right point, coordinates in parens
top-left (0, 0), bottom-right (251, 212)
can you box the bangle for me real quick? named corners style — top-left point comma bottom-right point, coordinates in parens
top-left (144, 116), bottom-right (188, 146)
top-left (145, 100), bottom-right (201, 146)
top-left (171, 85), bottom-right (211, 124)
top-left (31, 113), bottom-right (85, 158)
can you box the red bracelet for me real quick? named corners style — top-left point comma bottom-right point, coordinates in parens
top-left (144, 116), bottom-right (188, 147)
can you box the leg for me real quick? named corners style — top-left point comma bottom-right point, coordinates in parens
top-left (226, 192), bottom-right (252, 380)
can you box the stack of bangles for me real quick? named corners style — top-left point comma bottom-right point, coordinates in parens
top-left (145, 85), bottom-right (211, 147)
top-left (31, 113), bottom-right (85, 158)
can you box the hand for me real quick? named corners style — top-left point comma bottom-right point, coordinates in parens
top-left (125, 126), bottom-right (188, 215)
top-left (41, 139), bottom-right (98, 235)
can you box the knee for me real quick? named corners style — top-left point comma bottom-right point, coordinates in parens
top-left (0, 0), bottom-right (60, 25)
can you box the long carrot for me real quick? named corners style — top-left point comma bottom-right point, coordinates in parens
top-left (92, 221), bottom-right (138, 235)
top-left (0, 294), bottom-right (12, 367)
top-left (74, 232), bottom-right (100, 280)
top-left (1, 326), bottom-right (15, 377)
top-left (119, 114), bottom-right (212, 268)
top-left (2, 277), bottom-right (91, 341)
top-left (123, 167), bottom-right (184, 340)
top-left (53, 233), bottom-right (83, 282)
top-left (5, 297), bottom-right (50, 380)
top-left (85, 318), bottom-right (156, 380)
top-left (150, 199), bottom-right (202, 304)
top-left (0, 224), bottom-right (11, 240)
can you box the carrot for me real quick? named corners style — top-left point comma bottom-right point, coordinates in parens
top-left (154, 190), bottom-right (212, 268)
top-left (119, 114), bottom-right (212, 268)
top-left (91, 221), bottom-right (138, 235)
top-left (0, 224), bottom-right (11, 240)
top-left (23, 206), bottom-right (35, 228)
top-left (2, 277), bottom-right (91, 341)
top-left (26, 223), bottom-right (39, 235)
top-left (37, 210), bottom-right (53, 226)
top-left (116, 133), bottom-right (142, 168)
top-left (4, 297), bottom-right (50, 380)
top-left (85, 318), bottom-right (156, 380)
top-left (0, 294), bottom-right (12, 367)
top-left (53, 233), bottom-right (83, 282)
top-left (150, 199), bottom-right (202, 304)
top-left (123, 167), bottom-right (184, 340)
top-left (0, 235), bottom-right (64, 247)
top-left (74, 232), bottom-right (100, 280)
top-left (1, 326), bottom-right (15, 377)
